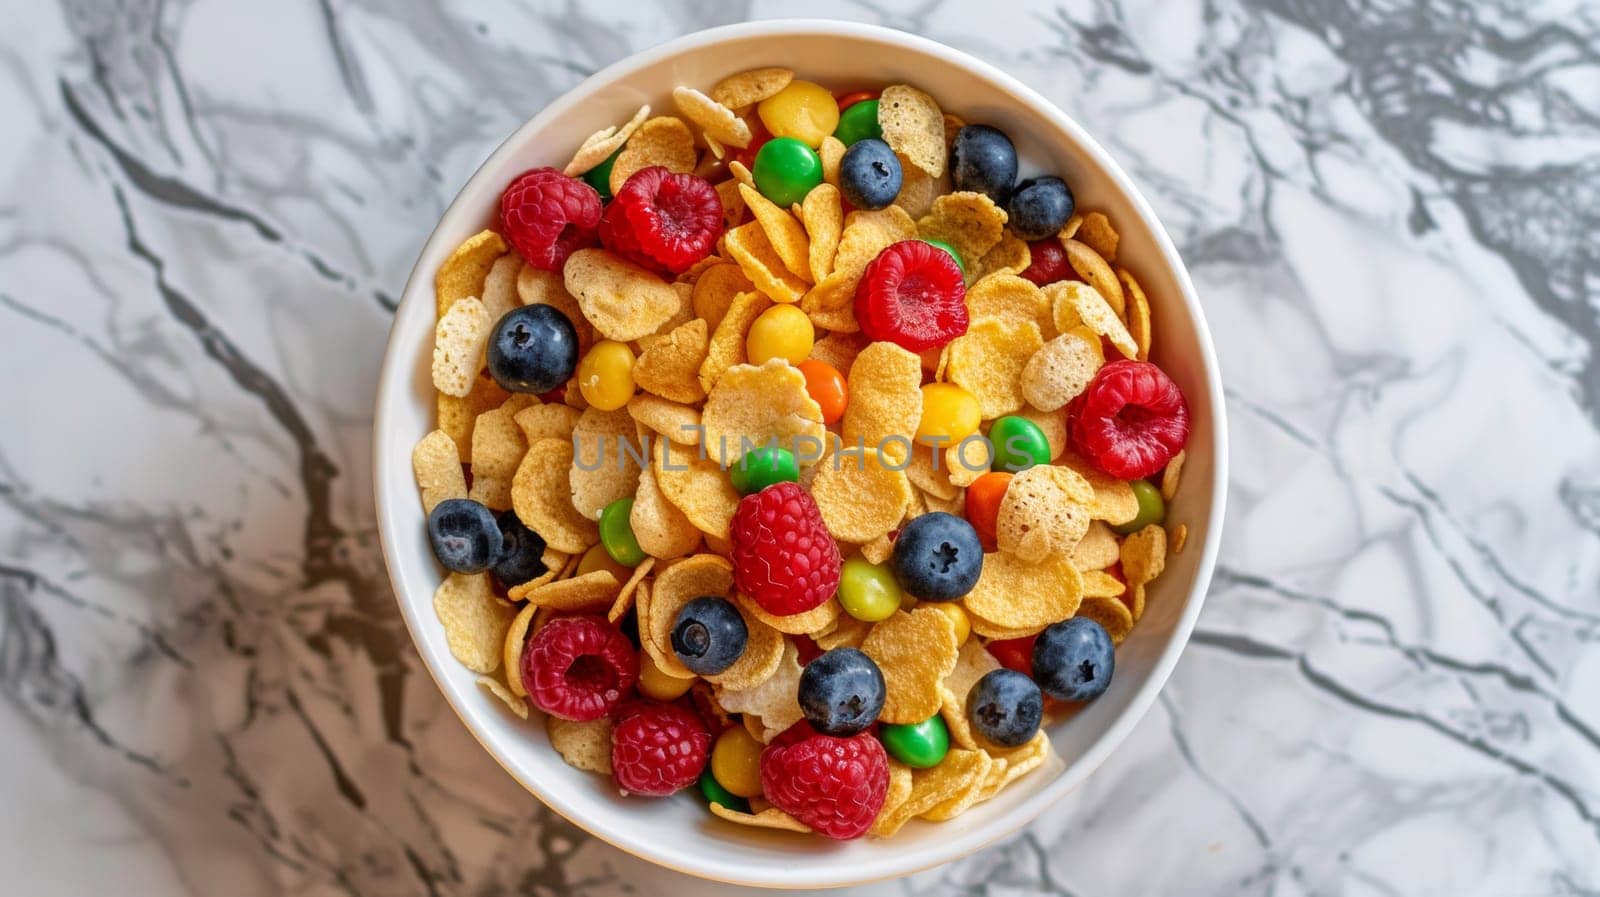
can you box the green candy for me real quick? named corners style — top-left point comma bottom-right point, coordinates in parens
top-left (729, 446), bottom-right (800, 496)
top-left (698, 769), bottom-right (750, 813)
top-left (833, 99), bottom-right (882, 146)
top-left (582, 147), bottom-right (622, 202)
top-left (989, 416), bottom-right (1051, 472)
top-left (752, 137), bottom-right (823, 207)
top-left (599, 497), bottom-right (647, 566)
top-left (838, 556), bottom-right (902, 622)
top-left (1113, 479), bottom-right (1167, 535)
top-left (881, 715), bottom-right (950, 769)
top-left (921, 238), bottom-right (965, 274)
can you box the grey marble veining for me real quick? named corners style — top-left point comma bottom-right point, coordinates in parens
top-left (1, 1), bottom-right (1597, 895)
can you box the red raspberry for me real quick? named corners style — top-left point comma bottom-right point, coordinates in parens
top-left (611, 700), bottom-right (710, 796)
top-left (1068, 359), bottom-right (1191, 480)
top-left (855, 240), bottom-right (969, 351)
top-left (598, 167), bottom-right (724, 274)
top-left (986, 635), bottom-right (1038, 675)
top-left (498, 167), bottom-right (602, 272)
top-left (521, 615), bottom-right (638, 721)
top-left (1018, 239), bottom-right (1071, 285)
top-left (729, 483), bottom-right (841, 617)
top-left (760, 721), bottom-right (889, 840)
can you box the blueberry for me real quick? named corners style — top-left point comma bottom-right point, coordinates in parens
top-left (491, 510), bottom-right (547, 586)
top-left (838, 138), bottom-right (903, 211)
top-left (1032, 618), bottom-right (1115, 702)
top-left (949, 124), bottom-right (1018, 204)
top-left (486, 304), bottom-right (579, 394)
top-left (671, 596), bottom-right (748, 675)
top-left (798, 647), bottom-right (886, 736)
top-left (1006, 176), bottom-right (1074, 240)
top-left (889, 512), bottom-right (983, 602)
top-left (967, 669), bottom-right (1043, 748)
top-left (426, 499), bottom-right (503, 574)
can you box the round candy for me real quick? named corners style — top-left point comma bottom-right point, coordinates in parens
top-left (698, 768), bottom-right (750, 814)
top-left (638, 652), bottom-right (694, 701)
top-left (916, 383), bottom-right (981, 447)
top-left (728, 446), bottom-right (799, 496)
top-left (797, 359), bottom-right (848, 424)
top-left (921, 238), bottom-right (965, 274)
top-left (924, 601), bottom-right (971, 647)
top-left (583, 147), bottom-right (622, 202)
top-left (838, 556), bottom-right (903, 622)
top-left (576, 542), bottom-right (629, 580)
top-left (989, 415), bottom-right (1051, 472)
top-left (757, 80), bottom-right (839, 148)
top-left (1113, 479), bottom-right (1166, 534)
top-left (880, 714), bottom-right (950, 769)
top-left (834, 90), bottom-right (879, 111)
top-left (576, 339), bottom-right (635, 411)
top-left (964, 471), bottom-right (1012, 550)
top-left (746, 304), bottom-right (814, 365)
top-left (752, 137), bottom-right (824, 207)
top-left (833, 98), bottom-right (882, 146)
top-left (598, 497), bottom-right (647, 566)
top-left (711, 726), bottom-right (766, 798)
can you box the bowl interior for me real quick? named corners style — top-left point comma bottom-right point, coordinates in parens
top-left (374, 20), bottom-right (1224, 889)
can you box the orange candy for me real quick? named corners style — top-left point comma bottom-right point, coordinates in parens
top-left (798, 359), bottom-right (848, 424)
top-left (964, 471), bottom-right (1013, 550)
top-left (835, 90), bottom-right (879, 111)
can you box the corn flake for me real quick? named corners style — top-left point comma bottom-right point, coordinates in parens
top-left (564, 104), bottom-right (649, 176)
top-left (435, 229), bottom-right (506, 315)
top-left (918, 192), bottom-right (1006, 264)
top-left (569, 407), bottom-right (642, 520)
top-left (1071, 521), bottom-right (1121, 571)
top-left (710, 803), bottom-right (810, 833)
top-left (975, 232), bottom-right (1031, 281)
top-left (672, 87), bottom-right (752, 148)
top-left (872, 749), bottom-right (988, 837)
top-left (820, 135), bottom-right (846, 188)
top-left (1119, 268), bottom-right (1152, 361)
top-left (439, 374), bottom-right (509, 461)
top-left (564, 249), bottom-right (683, 341)
top-left (512, 438), bottom-right (599, 553)
top-left (717, 640), bottom-right (804, 741)
top-left (702, 359), bottom-right (826, 466)
top-left (1058, 451), bottom-right (1140, 525)
top-left (431, 296), bottom-right (491, 397)
top-left (627, 393), bottom-right (702, 445)
top-left (548, 716), bottom-right (613, 774)
top-left (738, 183), bottom-right (810, 280)
top-left (1121, 523), bottom-right (1167, 586)
top-left (413, 429), bottom-right (466, 513)
top-left (1064, 238), bottom-right (1125, 316)
top-left (878, 85), bottom-right (945, 178)
top-left (962, 552), bottom-right (1083, 632)
top-left (653, 438), bottom-right (739, 539)
top-left (996, 464), bottom-right (1093, 563)
top-left (842, 342), bottom-right (923, 465)
top-left (710, 67), bottom-right (793, 109)
top-left (725, 222), bottom-right (808, 303)
top-left (945, 317), bottom-right (1042, 419)
top-left (1021, 327), bottom-right (1104, 412)
top-left (433, 573), bottom-right (513, 674)
top-left (800, 183), bottom-right (843, 282)
top-left (630, 466), bottom-right (702, 559)
top-left (478, 675), bottom-right (528, 719)
top-left (1076, 593), bottom-right (1134, 644)
top-left (862, 607), bottom-right (959, 724)
top-left (609, 115), bottom-right (697, 195)
top-left (965, 274), bottom-right (1049, 332)
top-left (1162, 449), bottom-right (1186, 501)
top-left (811, 452), bottom-right (912, 544)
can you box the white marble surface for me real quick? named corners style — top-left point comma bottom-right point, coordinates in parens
top-left (2, 1), bottom-right (1598, 894)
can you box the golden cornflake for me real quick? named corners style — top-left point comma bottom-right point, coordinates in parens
top-left (717, 640), bottom-right (804, 741)
top-left (645, 553), bottom-right (733, 678)
top-left (996, 464), bottom-right (1094, 563)
top-left (609, 115), bottom-right (697, 195)
top-left (862, 607), bottom-right (960, 725)
top-left (905, 443), bottom-right (958, 500)
top-left (564, 248), bottom-right (683, 342)
top-left (1076, 593), bottom-right (1134, 644)
top-left (627, 393), bottom-right (702, 445)
top-left (808, 330), bottom-right (869, 374)
top-left (699, 290), bottom-right (770, 394)
top-left (921, 749), bottom-right (995, 821)
top-left (517, 265), bottom-right (592, 353)
top-left (691, 264), bottom-right (753, 331)
top-left (1049, 280), bottom-right (1135, 358)
top-left (962, 552), bottom-right (1083, 631)
top-left (478, 676), bottom-right (528, 719)
top-left (431, 296), bottom-right (491, 397)
top-left (1076, 211), bottom-right (1119, 261)
top-left (945, 317), bottom-right (1042, 419)
top-left (702, 359), bottom-right (826, 466)
top-left (892, 153), bottom-right (937, 219)
top-left (800, 183), bottom-right (843, 283)
top-left (570, 407), bottom-right (643, 520)
top-left (819, 135), bottom-right (846, 188)
top-left (1021, 327), bottom-right (1104, 412)
top-left (1119, 268), bottom-right (1152, 361)
top-left (435, 229), bottom-right (506, 315)
top-left (630, 466), bottom-right (703, 559)
top-left (964, 274), bottom-right (1049, 333)
top-left (1058, 451), bottom-right (1140, 525)
top-left (467, 395), bottom-right (534, 509)
top-left (512, 438), bottom-right (599, 553)
top-left (653, 438), bottom-right (740, 539)
top-left (514, 402), bottom-right (583, 442)
top-left (1121, 523), bottom-right (1167, 586)
top-left (1064, 238), bottom-right (1125, 315)
top-left (918, 192), bottom-right (1006, 264)
top-left (870, 761), bottom-right (917, 836)
top-left (710, 67), bottom-right (794, 109)
top-left (433, 572), bottom-right (513, 674)
top-left (710, 803), bottom-right (810, 833)
top-left (1161, 449), bottom-right (1186, 501)
top-left (842, 341), bottom-right (923, 465)
top-left (738, 183), bottom-right (810, 280)
top-left (706, 607), bottom-right (785, 690)
top-left (672, 86), bottom-right (752, 148)
top-left (564, 104), bottom-right (649, 176)
top-left (725, 221), bottom-right (809, 303)
top-left (878, 84), bottom-right (946, 177)
top-left (734, 592), bottom-right (840, 638)
top-left (813, 614), bottom-right (874, 651)
top-left (439, 374), bottom-right (509, 461)
top-left (872, 749), bottom-right (988, 837)
top-left (513, 570), bottom-right (621, 610)
top-left (1173, 522), bottom-right (1189, 554)
top-left (940, 639), bottom-right (1001, 750)
top-left (1071, 521), bottom-right (1121, 571)
top-left (811, 452), bottom-right (912, 544)
top-left (834, 206), bottom-right (917, 277)
top-left (1015, 405), bottom-right (1067, 461)
top-left (975, 232), bottom-right (1031, 282)
top-left (635, 318), bottom-right (710, 404)
top-left (548, 716), bottom-right (614, 774)
top-left (413, 429), bottom-right (466, 513)
top-left (480, 253), bottom-right (523, 323)
top-left (503, 604), bottom-right (537, 695)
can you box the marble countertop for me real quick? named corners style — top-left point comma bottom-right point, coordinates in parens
top-left (3, 1), bottom-right (1598, 894)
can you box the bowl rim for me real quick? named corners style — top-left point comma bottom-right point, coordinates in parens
top-left (374, 18), bottom-right (1228, 888)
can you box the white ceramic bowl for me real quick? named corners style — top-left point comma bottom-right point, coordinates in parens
top-left (375, 20), bottom-right (1226, 889)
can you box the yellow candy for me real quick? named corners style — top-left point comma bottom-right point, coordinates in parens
top-left (924, 601), bottom-right (971, 646)
top-left (638, 651), bottom-right (695, 701)
top-left (711, 726), bottom-right (765, 798)
top-left (757, 80), bottom-right (840, 149)
top-left (577, 543), bottom-right (630, 580)
top-left (577, 340), bottom-right (635, 411)
top-left (746, 304), bottom-right (815, 366)
top-left (916, 383), bottom-right (981, 446)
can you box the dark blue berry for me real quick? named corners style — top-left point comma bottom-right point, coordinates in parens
top-left (1032, 617), bottom-right (1115, 702)
top-left (838, 138), bottom-right (902, 211)
top-left (491, 510), bottom-right (548, 586)
top-left (967, 669), bottom-right (1042, 748)
top-left (671, 596), bottom-right (748, 675)
top-left (1006, 176), bottom-right (1074, 240)
top-left (949, 125), bottom-right (1018, 204)
top-left (890, 512), bottom-right (983, 602)
top-left (798, 647), bottom-right (885, 736)
top-left (487, 304), bottom-right (578, 394)
top-left (426, 499), bottom-right (503, 574)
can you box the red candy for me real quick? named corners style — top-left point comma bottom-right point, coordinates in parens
top-left (498, 167), bottom-right (602, 271)
top-left (611, 700), bottom-right (710, 796)
top-left (1018, 239), bottom-right (1071, 285)
top-left (986, 635), bottom-right (1037, 675)
top-left (760, 721), bottom-right (889, 839)
top-left (599, 166), bottom-right (724, 274)
top-left (522, 615), bottom-right (638, 721)
top-left (729, 482), bottom-right (842, 617)
top-left (1068, 359), bottom-right (1190, 480)
top-left (855, 240), bottom-right (969, 351)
